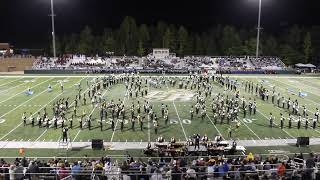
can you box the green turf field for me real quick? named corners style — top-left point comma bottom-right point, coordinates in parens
top-left (0, 74), bottom-right (319, 145)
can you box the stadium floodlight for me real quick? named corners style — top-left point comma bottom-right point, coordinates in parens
top-left (50, 0), bottom-right (56, 59)
top-left (255, 0), bottom-right (262, 58)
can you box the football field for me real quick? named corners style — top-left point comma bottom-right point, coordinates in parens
top-left (0, 74), bottom-right (319, 148)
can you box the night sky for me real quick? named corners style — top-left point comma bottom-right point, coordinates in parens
top-left (1, 0), bottom-right (319, 48)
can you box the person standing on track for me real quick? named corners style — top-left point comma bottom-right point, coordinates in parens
top-left (62, 127), bottom-right (68, 142)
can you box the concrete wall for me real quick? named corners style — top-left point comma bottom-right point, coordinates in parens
top-left (0, 58), bottom-right (35, 72)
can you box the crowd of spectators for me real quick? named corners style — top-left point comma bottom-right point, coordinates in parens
top-left (32, 55), bottom-right (287, 72)
top-left (0, 152), bottom-right (319, 180)
top-left (32, 57), bottom-right (56, 70)
top-left (215, 57), bottom-right (251, 70)
top-left (249, 57), bottom-right (285, 70)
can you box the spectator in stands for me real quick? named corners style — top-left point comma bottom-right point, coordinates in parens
top-left (71, 161), bottom-right (81, 180)
top-left (57, 164), bottom-right (69, 179)
top-left (305, 153), bottom-right (315, 179)
top-left (150, 168), bottom-right (163, 180)
top-left (185, 166), bottom-right (196, 180)
top-left (207, 161), bottom-right (215, 180)
top-left (14, 163), bottom-right (24, 180)
top-left (277, 162), bottom-right (286, 178)
top-left (171, 165), bottom-right (182, 180)
top-left (27, 160), bottom-right (40, 180)
top-left (8, 164), bottom-right (15, 180)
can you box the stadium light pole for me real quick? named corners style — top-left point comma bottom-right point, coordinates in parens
top-left (255, 0), bottom-right (262, 58)
top-left (50, 0), bottom-right (56, 59)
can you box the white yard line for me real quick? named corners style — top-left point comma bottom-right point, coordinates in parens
top-left (165, 82), bottom-right (188, 141)
top-left (0, 78), bottom-right (53, 119)
top-left (0, 77), bottom-right (23, 87)
top-left (257, 109), bottom-right (294, 138)
top-left (236, 77), bottom-right (295, 138)
top-left (206, 114), bottom-right (224, 139)
top-left (72, 131), bottom-right (81, 142)
top-left (110, 94), bottom-right (125, 142)
top-left (33, 76), bottom-right (88, 142)
top-left (268, 80), bottom-right (320, 134)
top-left (249, 77), bottom-right (320, 136)
top-left (0, 77), bottom-right (78, 141)
top-left (272, 78), bottom-right (320, 106)
top-left (209, 81), bottom-right (256, 139)
top-left (0, 77), bottom-right (43, 104)
top-left (147, 115), bottom-right (151, 142)
top-left (298, 79), bottom-right (320, 93)
top-left (239, 118), bottom-right (261, 140)
top-left (73, 80), bottom-right (109, 142)
top-left (0, 80), bottom-right (29, 94)
top-left (0, 128), bottom-right (21, 148)
top-left (172, 101), bottom-right (188, 140)
top-left (34, 129), bottom-right (48, 142)
top-left (147, 82), bottom-right (151, 142)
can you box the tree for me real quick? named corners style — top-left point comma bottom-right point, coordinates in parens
top-left (128, 17), bottom-right (139, 55)
top-left (284, 25), bottom-right (302, 50)
top-left (221, 26), bottom-right (242, 55)
top-left (279, 44), bottom-right (302, 65)
top-left (119, 16), bottom-right (139, 55)
top-left (244, 38), bottom-right (257, 56)
top-left (152, 21), bottom-right (167, 48)
top-left (101, 28), bottom-right (116, 54)
top-left (303, 32), bottom-right (312, 63)
top-left (185, 33), bottom-right (195, 55)
top-left (163, 26), bottom-right (178, 51)
top-left (78, 26), bottom-right (94, 55)
top-left (194, 34), bottom-right (203, 55)
top-left (137, 41), bottom-right (145, 57)
top-left (204, 29), bottom-right (218, 55)
top-left (163, 28), bottom-right (171, 49)
top-left (64, 34), bottom-right (78, 54)
top-left (263, 36), bottom-right (278, 56)
top-left (138, 24), bottom-right (150, 54)
top-left (177, 26), bottom-right (188, 56)
top-left (168, 25), bottom-right (178, 53)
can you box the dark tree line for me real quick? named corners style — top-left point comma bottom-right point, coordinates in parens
top-left (50, 16), bottom-right (320, 65)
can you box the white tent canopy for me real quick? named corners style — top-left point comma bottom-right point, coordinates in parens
top-left (295, 63), bottom-right (316, 68)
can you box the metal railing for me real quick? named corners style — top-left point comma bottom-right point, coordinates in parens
top-left (0, 152), bottom-right (296, 160)
top-left (0, 168), bottom-right (317, 179)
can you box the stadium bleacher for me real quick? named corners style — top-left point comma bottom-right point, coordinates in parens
top-left (32, 55), bottom-right (287, 72)
top-left (0, 152), bottom-right (318, 179)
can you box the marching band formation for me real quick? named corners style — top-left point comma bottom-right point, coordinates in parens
top-left (20, 73), bottom-right (319, 142)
